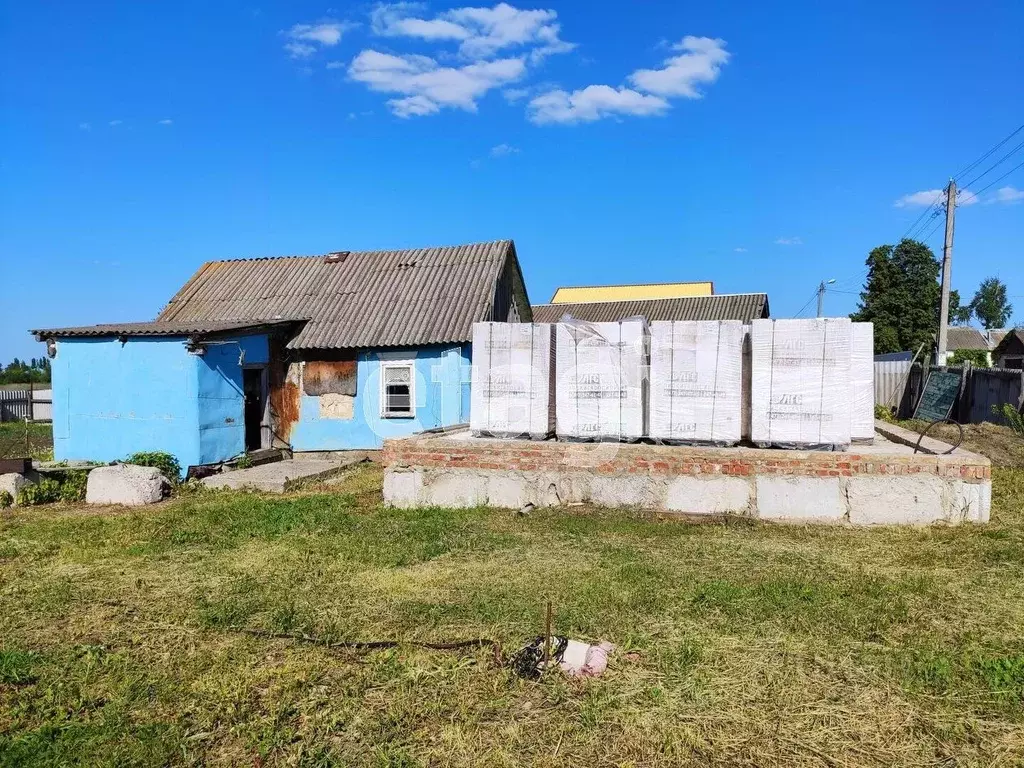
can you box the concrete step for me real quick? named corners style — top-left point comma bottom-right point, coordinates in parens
top-left (202, 456), bottom-right (365, 493)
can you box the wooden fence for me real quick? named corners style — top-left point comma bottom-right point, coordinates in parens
top-left (874, 361), bottom-right (1023, 424)
top-left (0, 388), bottom-right (53, 422)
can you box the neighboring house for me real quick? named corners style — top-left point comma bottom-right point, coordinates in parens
top-left (31, 240), bottom-right (530, 469)
top-left (945, 327), bottom-right (993, 365)
top-left (991, 329), bottom-right (1024, 369)
top-left (532, 293), bottom-right (770, 324)
top-left (549, 281), bottom-right (713, 304)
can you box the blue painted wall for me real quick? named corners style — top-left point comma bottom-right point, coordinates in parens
top-left (289, 344), bottom-right (471, 451)
top-left (51, 334), bottom-right (268, 469)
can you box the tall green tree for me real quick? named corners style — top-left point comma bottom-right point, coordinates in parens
top-left (850, 239), bottom-right (942, 355)
top-left (969, 277), bottom-right (1013, 329)
top-left (948, 289), bottom-right (972, 325)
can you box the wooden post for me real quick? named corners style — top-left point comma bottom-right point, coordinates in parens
top-left (542, 601), bottom-right (553, 669)
top-left (936, 179), bottom-right (956, 365)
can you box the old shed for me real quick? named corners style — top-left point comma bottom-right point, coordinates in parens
top-left (32, 240), bottom-right (530, 469)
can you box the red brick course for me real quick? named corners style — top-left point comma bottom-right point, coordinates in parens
top-left (383, 437), bottom-right (990, 482)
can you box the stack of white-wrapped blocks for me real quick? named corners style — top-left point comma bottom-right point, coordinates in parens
top-left (469, 322), bottom-right (556, 439)
top-left (554, 320), bottom-right (648, 441)
top-left (470, 318), bottom-right (874, 450)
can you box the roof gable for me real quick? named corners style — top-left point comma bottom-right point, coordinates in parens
top-left (946, 327), bottom-right (990, 351)
top-left (531, 294), bottom-right (769, 324)
top-left (158, 240), bottom-right (518, 349)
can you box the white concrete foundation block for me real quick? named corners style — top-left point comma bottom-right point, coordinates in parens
top-left (0, 473), bottom-right (31, 505)
top-left (756, 476), bottom-right (846, 522)
top-left (663, 476), bottom-right (752, 515)
top-left (486, 474), bottom-right (528, 508)
top-left (424, 472), bottom-right (487, 508)
top-left (383, 469), bottom-right (422, 508)
top-left (86, 465), bottom-right (168, 506)
top-left (848, 475), bottom-right (944, 525)
top-left (946, 481), bottom-right (991, 524)
top-left (590, 476), bottom-right (661, 508)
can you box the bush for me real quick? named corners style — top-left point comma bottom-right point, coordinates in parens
top-left (874, 404), bottom-right (896, 423)
top-left (17, 478), bottom-right (61, 506)
top-left (948, 349), bottom-right (990, 367)
top-left (0, 490), bottom-right (12, 509)
top-left (124, 451), bottom-right (182, 483)
top-left (58, 471), bottom-right (88, 503)
top-left (992, 403), bottom-right (1024, 436)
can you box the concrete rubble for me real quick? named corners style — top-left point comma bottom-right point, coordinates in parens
top-left (86, 464), bottom-right (170, 506)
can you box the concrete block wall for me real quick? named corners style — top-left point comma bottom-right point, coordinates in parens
top-left (383, 434), bottom-right (991, 526)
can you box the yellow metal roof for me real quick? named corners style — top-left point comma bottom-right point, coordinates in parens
top-left (549, 281), bottom-right (714, 304)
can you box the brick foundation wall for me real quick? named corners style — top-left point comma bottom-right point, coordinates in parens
top-left (383, 438), bottom-right (990, 482)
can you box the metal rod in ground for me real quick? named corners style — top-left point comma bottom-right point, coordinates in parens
top-left (543, 601), bottom-right (552, 668)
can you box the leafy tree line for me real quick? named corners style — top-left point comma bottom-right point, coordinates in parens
top-left (0, 357), bottom-right (51, 385)
top-left (850, 239), bottom-right (1015, 355)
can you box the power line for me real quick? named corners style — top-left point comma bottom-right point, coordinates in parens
top-left (970, 157), bottom-right (1024, 198)
top-left (952, 123), bottom-right (1024, 182)
top-left (792, 289), bottom-right (820, 318)
top-left (960, 138), bottom-right (1024, 190)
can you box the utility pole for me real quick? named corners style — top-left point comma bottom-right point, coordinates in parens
top-left (936, 179), bottom-right (956, 365)
top-left (816, 278), bottom-right (836, 317)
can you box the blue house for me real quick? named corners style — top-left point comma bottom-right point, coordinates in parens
top-left (32, 240), bottom-right (531, 471)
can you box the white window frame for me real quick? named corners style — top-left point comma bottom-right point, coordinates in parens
top-left (380, 361), bottom-right (416, 418)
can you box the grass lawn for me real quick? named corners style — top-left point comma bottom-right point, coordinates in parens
top-left (1, 450), bottom-right (1022, 765)
top-left (0, 422), bottom-right (53, 461)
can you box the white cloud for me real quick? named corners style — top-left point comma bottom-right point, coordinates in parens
top-left (502, 87), bottom-right (529, 102)
top-left (992, 186), bottom-right (1024, 204)
top-left (489, 142), bottom-right (519, 157)
top-left (628, 36), bottom-right (730, 98)
top-left (108, 119), bottom-right (123, 127)
top-left (369, 2), bottom-right (575, 61)
top-left (958, 189), bottom-right (979, 206)
top-left (371, 3), bottom-right (469, 40)
top-left (349, 49), bottom-right (526, 116)
top-left (157, 119), bottom-right (173, 125)
top-left (775, 236), bottom-right (803, 246)
top-left (894, 189), bottom-right (943, 208)
top-left (283, 20), bottom-right (352, 58)
top-left (78, 122), bottom-right (91, 130)
top-left (734, 247), bottom-right (747, 253)
top-left (528, 85), bottom-right (668, 124)
top-left (894, 188), bottom-right (979, 208)
top-left (529, 34), bottom-right (729, 125)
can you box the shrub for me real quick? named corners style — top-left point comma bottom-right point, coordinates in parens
top-left (17, 478), bottom-right (62, 506)
top-left (0, 490), bottom-right (12, 509)
top-left (992, 403), bottom-right (1024, 436)
top-left (124, 451), bottom-right (182, 483)
top-left (58, 471), bottom-right (88, 503)
top-left (235, 453), bottom-right (254, 469)
top-left (948, 349), bottom-right (990, 367)
top-left (874, 404), bottom-right (896, 423)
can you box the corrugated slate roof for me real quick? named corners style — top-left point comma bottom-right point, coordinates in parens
top-left (946, 327), bottom-right (990, 350)
top-left (531, 294), bottom-right (770, 324)
top-left (157, 240), bottom-right (518, 349)
top-left (31, 319), bottom-right (299, 339)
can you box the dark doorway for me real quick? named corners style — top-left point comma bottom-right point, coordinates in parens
top-left (243, 368), bottom-right (266, 451)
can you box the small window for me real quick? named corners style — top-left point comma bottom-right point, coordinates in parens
top-left (381, 362), bottom-right (415, 417)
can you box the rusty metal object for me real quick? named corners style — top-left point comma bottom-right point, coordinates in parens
top-left (268, 338), bottom-right (299, 442)
top-left (304, 360), bottom-right (357, 397)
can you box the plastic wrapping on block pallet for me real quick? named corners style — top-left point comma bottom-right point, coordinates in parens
top-left (555, 319), bottom-right (649, 441)
top-left (650, 321), bottom-right (744, 445)
top-left (750, 318), bottom-right (852, 450)
top-left (850, 322), bottom-right (875, 443)
top-left (470, 322), bottom-right (556, 439)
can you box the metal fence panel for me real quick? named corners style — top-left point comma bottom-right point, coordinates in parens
top-left (0, 388), bottom-right (53, 422)
top-left (874, 361), bottom-right (911, 410)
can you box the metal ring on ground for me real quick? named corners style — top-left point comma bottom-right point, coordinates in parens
top-left (913, 418), bottom-right (964, 455)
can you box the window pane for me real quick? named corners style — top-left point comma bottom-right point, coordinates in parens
top-left (384, 366), bottom-right (411, 384)
top-left (386, 384), bottom-right (411, 413)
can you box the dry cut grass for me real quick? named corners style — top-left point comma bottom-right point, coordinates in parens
top-left (1, 461), bottom-right (1023, 767)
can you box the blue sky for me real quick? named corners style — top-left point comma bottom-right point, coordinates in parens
top-left (1, 0), bottom-right (1022, 360)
